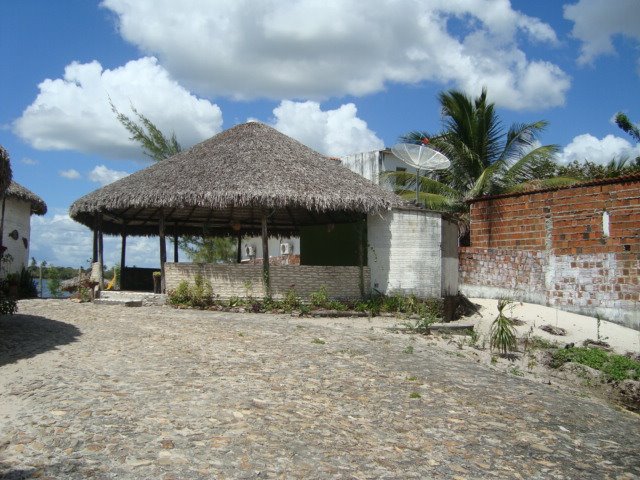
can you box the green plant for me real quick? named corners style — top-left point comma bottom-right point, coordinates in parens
top-left (310, 286), bottom-right (329, 308)
top-left (403, 345), bottom-right (414, 354)
top-left (409, 392), bottom-right (421, 399)
top-left (490, 355), bottom-right (498, 365)
top-left (490, 298), bottom-right (518, 355)
top-left (18, 267), bottom-right (38, 298)
top-left (78, 285), bottom-right (91, 303)
top-left (47, 267), bottom-right (62, 298)
top-left (551, 347), bottom-right (640, 382)
top-left (312, 338), bottom-right (325, 345)
top-left (282, 289), bottom-right (302, 312)
top-left (509, 367), bottom-right (524, 377)
top-left (166, 275), bottom-right (214, 309)
top-left (403, 314), bottom-right (437, 335)
top-left (407, 376), bottom-right (418, 381)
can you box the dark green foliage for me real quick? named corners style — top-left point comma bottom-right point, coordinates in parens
top-left (551, 347), bottom-right (640, 382)
top-left (388, 88), bottom-right (559, 212)
top-left (0, 292), bottom-right (17, 315)
top-left (554, 158), bottom-right (640, 180)
top-left (17, 267), bottom-right (38, 298)
top-left (615, 112), bottom-right (640, 143)
top-left (179, 236), bottom-right (236, 263)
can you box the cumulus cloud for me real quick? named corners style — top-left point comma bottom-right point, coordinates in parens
top-left (14, 57), bottom-right (223, 159)
top-left (558, 133), bottom-right (640, 165)
top-left (31, 213), bottom-right (160, 268)
top-left (89, 165), bottom-right (130, 185)
top-left (564, 0), bottom-right (640, 65)
top-left (59, 169), bottom-right (81, 180)
top-left (101, 0), bottom-right (568, 109)
top-left (270, 101), bottom-right (384, 156)
top-left (21, 157), bottom-right (39, 166)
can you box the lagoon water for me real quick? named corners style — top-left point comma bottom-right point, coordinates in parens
top-left (36, 278), bottom-right (70, 299)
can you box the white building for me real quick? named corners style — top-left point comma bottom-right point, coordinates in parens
top-left (1, 181), bottom-right (47, 275)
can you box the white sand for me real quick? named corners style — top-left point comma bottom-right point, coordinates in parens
top-left (470, 298), bottom-right (640, 354)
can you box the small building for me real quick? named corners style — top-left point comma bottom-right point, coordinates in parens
top-left (1, 181), bottom-right (47, 274)
top-left (460, 174), bottom-right (640, 330)
top-left (70, 123), bottom-right (457, 300)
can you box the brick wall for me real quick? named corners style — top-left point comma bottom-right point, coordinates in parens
top-left (460, 176), bottom-right (640, 329)
top-left (165, 263), bottom-right (369, 300)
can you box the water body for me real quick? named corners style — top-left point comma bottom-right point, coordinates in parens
top-left (36, 278), bottom-right (70, 299)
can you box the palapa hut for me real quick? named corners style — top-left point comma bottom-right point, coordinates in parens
top-left (70, 122), bottom-right (400, 298)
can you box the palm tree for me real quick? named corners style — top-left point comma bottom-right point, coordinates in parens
top-left (386, 88), bottom-right (567, 211)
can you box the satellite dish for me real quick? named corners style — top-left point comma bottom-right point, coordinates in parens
top-left (391, 141), bottom-right (450, 171)
top-left (390, 140), bottom-right (450, 205)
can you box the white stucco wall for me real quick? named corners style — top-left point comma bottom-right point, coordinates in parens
top-left (340, 150), bottom-right (411, 189)
top-left (367, 207), bottom-right (458, 298)
top-left (2, 197), bottom-right (32, 274)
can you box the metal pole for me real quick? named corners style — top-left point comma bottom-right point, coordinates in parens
top-left (416, 168), bottom-right (420, 204)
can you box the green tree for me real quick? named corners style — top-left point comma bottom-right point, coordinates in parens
top-left (387, 88), bottom-right (565, 211)
top-left (615, 112), bottom-right (640, 143)
top-left (112, 103), bottom-right (236, 263)
top-left (47, 266), bottom-right (61, 298)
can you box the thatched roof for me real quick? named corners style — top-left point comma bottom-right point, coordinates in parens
top-left (6, 181), bottom-right (47, 215)
top-left (70, 122), bottom-right (400, 236)
top-left (0, 146), bottom-right (12, 196)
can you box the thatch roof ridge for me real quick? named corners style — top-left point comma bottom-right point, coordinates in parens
top-left (6, 181), bottom-right (47, 215)
top-left (70, 122), bottom-right (399, 219)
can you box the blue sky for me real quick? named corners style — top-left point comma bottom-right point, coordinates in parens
top-left (1, 0), bottom-right (639, 268)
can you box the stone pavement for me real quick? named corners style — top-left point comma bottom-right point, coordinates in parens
top-left (0, 300), bottom-right (638, 479)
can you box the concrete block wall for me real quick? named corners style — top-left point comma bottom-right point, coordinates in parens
top-left (165, 263), bottom-right (369, 300)
top-left (461, 176), bottom-right (640, 329)
top-left (368, 207), bottom-right (458, 298)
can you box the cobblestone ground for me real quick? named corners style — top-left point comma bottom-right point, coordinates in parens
top-left (0, 300), bottom-right (638, 479)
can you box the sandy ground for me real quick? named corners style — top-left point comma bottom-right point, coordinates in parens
top-left (468, 298), bottom-right (640, 354)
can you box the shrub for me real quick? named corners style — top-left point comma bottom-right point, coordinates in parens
top-left (167, 275), bottom-right (214, 309)
top-left (490, 298), bottom-right (517, 355)
top-left (0, 292), bottom-right (17, 315)
top-left (18, 267), bottom-right (38, 298)
top-left (310, 286), bottom-right (329, 308)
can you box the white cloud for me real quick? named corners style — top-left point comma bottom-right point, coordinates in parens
top-left (101, 0), bottom-right (568, 110)
top-left (564, 0), bottom-right (640, 65)
top-left (270, 101), bottom-right (384, 156)
top-left (14, 57), bottom-right (223, 159)
top-left (89, 165), bottom-right (130, 185)
top-left (21, 157), bottom-right (39, 166)
top-left (558, 133), bottom-right (640, 165)
top-left (59, 169), bottom-right (81, 180)
top-left (30, 213), bottom-right (162, 268)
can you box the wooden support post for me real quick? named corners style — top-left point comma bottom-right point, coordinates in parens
top-left (173, 233), bottom-right (179, 263)
top-left (236, 233), bottom-right (242, 264)
top-left (159, 211), bottom-right (167, 293)
top-left (358, 217), bottom-right (365, 299)
top-left (97, 216), bottom-right (104, 293)
top-left (92, 217), bottom-right (99, 263)
top-left (120, 226), bottom-right (127, 291)
top-left (261, 211), bottom-right (270, 298)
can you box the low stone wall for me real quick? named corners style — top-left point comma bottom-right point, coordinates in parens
top-left (165, 263), bottom-right (369, 300)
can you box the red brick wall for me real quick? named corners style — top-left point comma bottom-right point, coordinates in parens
top-left (460, 176), bottom-right (640, 329)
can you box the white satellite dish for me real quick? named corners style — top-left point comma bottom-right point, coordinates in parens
top-left (391, 140), bottom-right (450, 204)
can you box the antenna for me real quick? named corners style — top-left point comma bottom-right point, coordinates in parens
top-left (391, 139), bottom-right (450, 204)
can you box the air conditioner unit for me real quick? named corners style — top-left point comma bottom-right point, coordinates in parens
top-left (245, 245), bottom-right (256, 257)
top-left (280, 242), bottom-right (292, 255)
